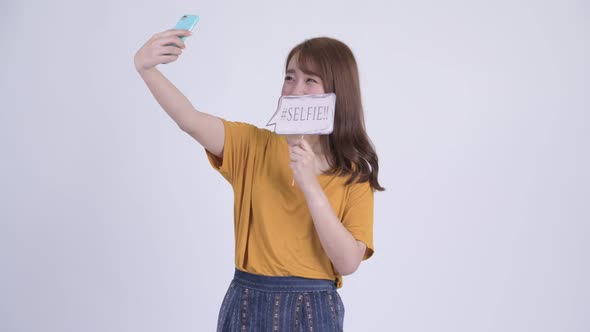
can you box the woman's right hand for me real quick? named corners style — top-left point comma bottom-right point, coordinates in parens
top-left (134, 29), bottom-right (192, 72)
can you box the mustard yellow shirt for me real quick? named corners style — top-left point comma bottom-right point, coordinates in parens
top-left (206, 118), bottom-right (374, 288)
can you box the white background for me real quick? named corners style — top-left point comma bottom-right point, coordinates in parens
top-left (1, 0), bottom-right (588, 331)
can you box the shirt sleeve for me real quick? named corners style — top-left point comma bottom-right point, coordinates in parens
top-left (204, 118), bottom-right (261, 186)
top-left (341, 181), bottom-right (375, 260)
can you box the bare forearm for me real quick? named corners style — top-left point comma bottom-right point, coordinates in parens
top-left (137, 67), bottom-right (195, 128)
top-left (303, 183), bottom-right (363, 275)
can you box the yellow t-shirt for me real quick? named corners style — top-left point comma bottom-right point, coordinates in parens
top-left (205, 118), bottom-right (374, 288)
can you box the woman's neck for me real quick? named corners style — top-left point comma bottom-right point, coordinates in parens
top-left (304, 134), bottom-right (324, 155)
top-left (284, 135), bottom-right (322, 153)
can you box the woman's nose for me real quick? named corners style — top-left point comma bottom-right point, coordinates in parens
top-left (292, 81), bottom-right (307, 95)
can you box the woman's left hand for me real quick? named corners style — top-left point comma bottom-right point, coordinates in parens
top-left (288, 137), bottom-right (320, 192)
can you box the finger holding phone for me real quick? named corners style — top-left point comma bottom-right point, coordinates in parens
top-left (134, 14), bottom-right (199, 72)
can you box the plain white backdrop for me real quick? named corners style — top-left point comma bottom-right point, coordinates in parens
top-left (1, 0), bottom-right (589, 331)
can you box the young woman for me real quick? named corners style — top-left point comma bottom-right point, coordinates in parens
top-left (134, 29), bottom-right (384, 331)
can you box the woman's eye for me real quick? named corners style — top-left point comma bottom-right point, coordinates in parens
top-left (284, 76), bottom-right (294, 81)
top-left (306, 78), bottom-right (318, 83)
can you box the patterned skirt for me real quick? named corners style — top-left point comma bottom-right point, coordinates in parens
top-left (217, 268), bottom-right (345, 331)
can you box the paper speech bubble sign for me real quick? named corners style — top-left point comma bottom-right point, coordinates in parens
top-left (266, 93), bottom-right (336, 135)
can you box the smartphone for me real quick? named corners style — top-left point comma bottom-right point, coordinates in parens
top-left (165, 14), bottom-right (199, 50)
top-left (173, 14), bottom-right (200, 41)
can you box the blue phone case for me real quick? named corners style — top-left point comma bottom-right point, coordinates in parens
top-left (174, 14), bottom-right (200, 41)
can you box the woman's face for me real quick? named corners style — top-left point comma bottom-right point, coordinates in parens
top-left (281, 54), bottom-right (325, 96)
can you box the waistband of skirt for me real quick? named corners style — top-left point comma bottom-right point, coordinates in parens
top-left (232, 268), bottom-right (336, 292)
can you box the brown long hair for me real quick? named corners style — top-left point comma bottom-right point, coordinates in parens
top-left (286, 37), bottom-right (384, 191)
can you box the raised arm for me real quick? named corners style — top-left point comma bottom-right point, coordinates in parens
top-left (134, 29), bottom-right (224, 157)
